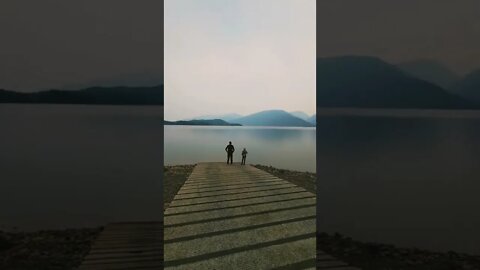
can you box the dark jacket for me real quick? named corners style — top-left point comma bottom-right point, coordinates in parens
top-left (226, 144), bottom-right (235, 153)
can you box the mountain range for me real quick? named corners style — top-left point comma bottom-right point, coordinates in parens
top-left (183, 113), bottom-right (242, 122)
top-left (449, 69), bottom-right (480, 103)
top-left (397, 59), bottom-right (460, 89)
top-left (164, 119), bottom-right (241, 126)
top-left (1, 56), bottom-right (479, 111)
top-left (171, 110), bottom-right (316, 127)
top-left (317, 56), bottom-right (478, 109)
top-left (0, 85), bottom-right (164, 105)
top-left (231, 110), bottom-right (314, 127)
top-left (289, 111), bottom-right (311, 121)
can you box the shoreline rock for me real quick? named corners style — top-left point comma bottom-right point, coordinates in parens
top-left (318, 232), bottom-right (480, 270)
top-left (4, 164), bottom-right (478, 269)
top-left (0, 227), bottom-right (101, 270)
top-left (255, 164), bottom-right (480, 269)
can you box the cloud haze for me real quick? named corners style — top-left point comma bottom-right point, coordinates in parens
top-left (317, 0), bottom-right (480, 75)
top-left (0, 0), bottom-right (163, 92)
top-left (165, 0), bottom-right (316, 120)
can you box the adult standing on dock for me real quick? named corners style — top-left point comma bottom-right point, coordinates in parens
top-left (225, 141), bottom-right (235, 164)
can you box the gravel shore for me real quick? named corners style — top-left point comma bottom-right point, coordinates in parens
top-left (254, 164), bottom-right (480, 270)
top-left (3, 165), bottom-right (478, 270)
top-left (0, 228), bottom-right (101, 270)
top-left (318, 232), bottom-right (480, 270)
top-left (164, 164), bottom-right (196, 210)
top-left (253, 164), bottom-right (316, 193)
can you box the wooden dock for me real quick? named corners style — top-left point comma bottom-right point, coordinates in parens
top-left (165, 162), bottom-right (355, 269)
top-left (78, 222), bottom-right (163, 269)
top-left (79, 162), bottom-right (359, 269)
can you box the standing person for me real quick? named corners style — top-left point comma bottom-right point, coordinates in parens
top-left (225, 141), bottom-right (235, 164)
top-left (241, 148), bottom-right (248, 165)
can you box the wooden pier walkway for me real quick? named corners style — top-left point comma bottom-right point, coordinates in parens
top-left (78, 222), bottom-right (163, 269)
top-left (79, 162), bottom-right (359, 269)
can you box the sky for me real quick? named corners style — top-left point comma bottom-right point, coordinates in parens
top-left (164, 0), bottom-right (316, 121)
top-left (317, 0), bottom-right (480, 75)
top-left (0, 0), bottom-right (163, 92)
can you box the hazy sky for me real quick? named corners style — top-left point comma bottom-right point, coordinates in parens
top-left (0, 0), bottom-right (163, 92)
top-left (317, 0), bottom-right (480, 75)
top-left (165, 0), bottom-right (316, 120)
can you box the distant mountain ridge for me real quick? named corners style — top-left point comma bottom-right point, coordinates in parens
top-left (165, 119), bottom-right (241, 126)
top-left (289, 111), bottom-right (310, 121)
top-left (450, 69), bottom-right (480, 102)
top-left (317, 56), bottom-right (476, 109)
top-left (232, 110), bottom-right (314, 127)
top-left (60, 73), bottom-right (163, 91)
top-left (174, 110), bottom-right (315, 127)
top-left (0, 85), bottom-right (164, 105)
top-left (185, 113), bottom-right (243, 122)
top-left (397, 59), bottom-right (460, 89)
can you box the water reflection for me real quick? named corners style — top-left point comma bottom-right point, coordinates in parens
top-left (165, 126), bottom-right (316, 172)
top-left (0, 104), bottom-right (163, 230)
top-left (317, 111), bottom-right (480, 254)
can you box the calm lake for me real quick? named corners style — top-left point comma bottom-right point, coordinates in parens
top-left (0, 104), bottom-right (163, 231)
top-left (2, 104), bottom-right (480, 255)
top-left (317, 109), bottom-right (480, 255)
top-left (164, 126), bottom-right (316, 172)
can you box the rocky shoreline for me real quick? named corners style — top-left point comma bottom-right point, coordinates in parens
top-left (253, 164), bottom-right (316, 193)
top-left (318, 232), bottom-right (480, 270)
top-left (0, 227), bottom-right (101, 270)
top-left (255, 164), bottom-right (480, 270)
top-left (164, 164), bottom-right (196, 209)
top-left (3, 164), bottom-right (478, 269)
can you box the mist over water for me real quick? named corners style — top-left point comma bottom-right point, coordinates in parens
top-left (0, 104), bottom-right (163, 230)
top-left (165, 126), bottom-right (316, 172)
top-left (317, 110), bottom-right (480, 254)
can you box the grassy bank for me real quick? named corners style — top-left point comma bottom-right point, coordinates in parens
top-left (0, 228), bottom-right (101, 270)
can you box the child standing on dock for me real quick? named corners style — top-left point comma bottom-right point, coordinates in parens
top-left (241, 148), bottom-right (248, 165)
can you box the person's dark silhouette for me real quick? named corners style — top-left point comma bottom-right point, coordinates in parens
top-left (225, 141), bottom-right (235, 164)
top-left (241, 148), bottom-right (248, 165)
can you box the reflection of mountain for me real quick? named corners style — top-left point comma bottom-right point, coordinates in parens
top-left (164, 119), bottom-right (241, 126)
top-left (0, 86), bottom-right (164, 105)
top-left (317, 56), bottom-right (475, 109)
top-left (245, 128), bottom-right (315, 142)
top-left (317, 116), bottom-right (437, 154)
top-left (450, 69), bottom-right (480, 102)
top-left (232, 110), bottom-right (315, 127)
top-left (188, 126), bottom-right (315, 142)
top-left (397, 59), bottom-right (460, 89)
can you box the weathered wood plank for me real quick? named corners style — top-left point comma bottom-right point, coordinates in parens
top-left (79, 162), bottom-right (360, 269)
top-left (164, 163), bottom-right (319, 269)
top-left (78, 222), bottom-right (162, 269)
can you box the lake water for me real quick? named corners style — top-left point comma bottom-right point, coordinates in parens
top-left (0, 104), bottom-right (163, 231)
top-left (164, 126), bottom-right (316, 172)
top-left (317, 109), bottom-right (480, 255)
top-left (3, 104), bottom-right (480, 255)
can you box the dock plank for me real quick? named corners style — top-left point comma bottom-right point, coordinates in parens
top-left (78, 222), bottom-right (162, 270)
top-left (79, 162), bottom-right (359, 269)
top-left (164, 162), bottom-right (354, 269)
